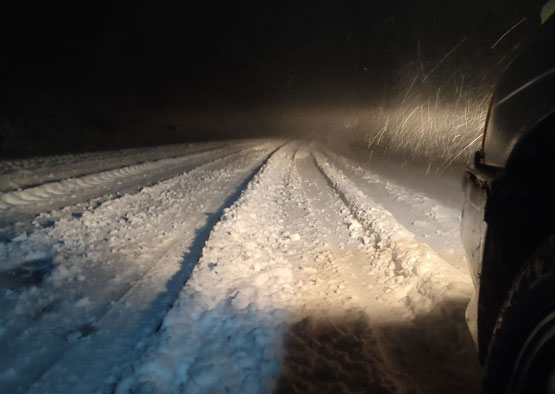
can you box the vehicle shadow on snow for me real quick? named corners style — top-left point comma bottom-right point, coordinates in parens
top-left (277, 299), bottom-right (482, 394)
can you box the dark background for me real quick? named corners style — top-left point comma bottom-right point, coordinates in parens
top-left (0, 0), bottom-right (546, 158)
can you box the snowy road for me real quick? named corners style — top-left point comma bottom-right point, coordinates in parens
top-left (0, 141), bottom-right (481, 394)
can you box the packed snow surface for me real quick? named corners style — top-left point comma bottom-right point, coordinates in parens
top-left (0, 140), bottom-right (480, 394)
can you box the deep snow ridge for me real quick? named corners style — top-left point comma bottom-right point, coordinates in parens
top-left (324, 149), bottom-right (465, 267)
top-left (312, 151), bottom-right (472, 314)
top-left (0, 142), bottom-right (229, 193)
top-left (0, 143), bottom-right (278, 394)
top-left (0, 145), bottom-right (244, 210)
top-left (115, 144), bottom-right (299, 394)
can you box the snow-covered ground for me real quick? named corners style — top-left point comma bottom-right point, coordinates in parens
top-left (0, 140), bottom-right (481, 394)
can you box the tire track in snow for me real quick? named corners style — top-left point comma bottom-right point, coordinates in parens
top-left (0, 144), bottom-right (269, 246)
top-left (109, 144), bottom-right (480, 394)
top-left (0, 141), bottom-right (232, 177)
top-left (0, 150), bottom-right (133, 176)
top-left (111, 145), bottom-right (395, 393)
top-left (19, 142), bottom-right (286, 394)
top-left (320, 148), bottom-right (466, 270)
top-left (312, 149), bottom-right (481, 393)
top-left (112, 143), bottom-right (303, 394)
top-left (277, 148), bottom-right (402, 393)
top-left (0, 142), bottom-right (259, 225)
top-left (0, 143), bottom-right (278, 272)
top-left (312, 149), bottom-right (471, 309)
top-left (0, 141), bottom-right (237, 193)
top-left (1, 141), bottom-right (480, 393)
top-left (0, 141), bottom-right (279, 394)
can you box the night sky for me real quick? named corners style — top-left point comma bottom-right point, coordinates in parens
top-left (0, 0), bottom-right (545, 157)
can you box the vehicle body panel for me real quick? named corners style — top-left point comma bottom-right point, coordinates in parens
top-left (483, 16), bottom-right (555, 168)
top-left (461, 162), bottom-right (497, 354)
top-left (461, 12), bottom-right (555, 360)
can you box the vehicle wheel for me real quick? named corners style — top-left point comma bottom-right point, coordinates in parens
top-left (483, 236), bottom-right (555, 394)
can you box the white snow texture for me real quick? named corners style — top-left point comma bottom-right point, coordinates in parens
top-left (0, 141), bottom-right (480, 394)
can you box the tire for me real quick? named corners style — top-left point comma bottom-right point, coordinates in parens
top-left (483, 235), bottom-right (555, 394)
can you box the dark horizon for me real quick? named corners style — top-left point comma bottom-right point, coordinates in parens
top-left (0, 0), bottom-right (545, 158)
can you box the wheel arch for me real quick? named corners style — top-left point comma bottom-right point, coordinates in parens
top-left (481, 233), bottom-right (555, 394)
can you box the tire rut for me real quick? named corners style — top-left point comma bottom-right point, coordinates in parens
top-left (22, 142), bottom-right (287, 394)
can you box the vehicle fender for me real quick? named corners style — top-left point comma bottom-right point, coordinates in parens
top-left (483, 15), bottom-right (555, 168)
top-left (483, 69), bottom-right (555, 167)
